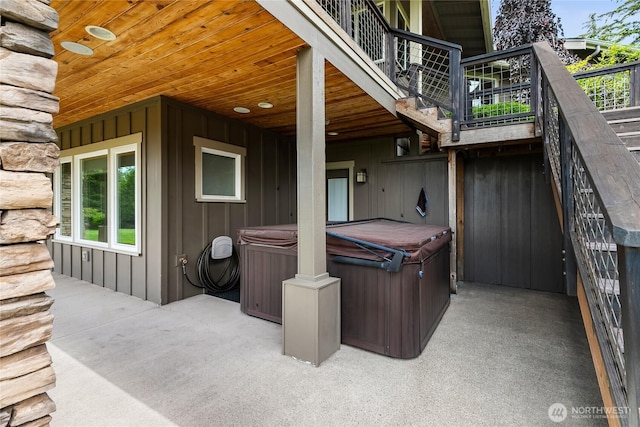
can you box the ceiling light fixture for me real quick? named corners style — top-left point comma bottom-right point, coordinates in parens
top-left (60, 41), bottom-right (94, 55)
top-left (85, 25), bottom-right (116, 41)
top-left (257, 102), bottom-right (273, 109)
top-left (233, 107), bottom-right (250, 114)
top-left (328, 131), bottom-right (339, 136)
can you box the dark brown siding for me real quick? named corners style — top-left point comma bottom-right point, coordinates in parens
top-left (49, 96), bottom-right (296, 304)
top-left (163, 98), bottom-right (296, 303)
top-left (327, 136), bottom-right (449, 226)
top-left (463, 153), bottom-right (563, 292)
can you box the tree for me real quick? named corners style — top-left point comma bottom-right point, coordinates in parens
top-left (581, 0), bottom-right (640, 45)
top-left (493, 0), bottom-right (577, 64)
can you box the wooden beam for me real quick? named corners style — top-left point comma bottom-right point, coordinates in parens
top-left (456, 151), bottom-right (465, 280)
top-left (442, 122), bottom-right (539, 147)
top-left (448, 149), bottom-right (457, 292)
top-left (550, 178), bottom-right (563, 233)
top-left (396, 99), bottom-right (451, 138)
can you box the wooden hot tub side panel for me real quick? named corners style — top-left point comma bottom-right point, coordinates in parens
top-left (240, 244), bottom-right (296, 324)
top-left (419, 246), bottom-right (451, 352)
top-left (327, 260), bottom-right (387, 356)
top-left (238, 226), bottom-right (452, 359)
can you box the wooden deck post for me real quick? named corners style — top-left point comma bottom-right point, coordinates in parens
top-left (447, 149), bottom-right (457, 292)
top-left (282, 47), bottom-right (340, 366)
top-left (618, 246), bottom-right (640, 426)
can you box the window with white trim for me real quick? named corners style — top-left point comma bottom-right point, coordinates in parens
top-left (53, 133), bottom-right (142, 254)
top-left (194, 136), bottom-right (246, 203)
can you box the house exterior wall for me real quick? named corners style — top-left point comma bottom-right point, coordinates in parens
top-left (48, 97), bottom-right (162, 302)
top-left (326, 136), bottom-right (449, 226)
top-left (48, 96), bottom-right (296, 304)
top-left (162, 97), bottom-right (296, 303)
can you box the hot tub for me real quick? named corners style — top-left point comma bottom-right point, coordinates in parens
top-left (238, 219), bottom-right (451, 359)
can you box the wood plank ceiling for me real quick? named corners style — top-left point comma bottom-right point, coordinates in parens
top-left (50, 0), bottom-right (412, 142)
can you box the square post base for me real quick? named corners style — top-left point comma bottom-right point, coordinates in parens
top-left (282, 275), bottom-right (340, 366)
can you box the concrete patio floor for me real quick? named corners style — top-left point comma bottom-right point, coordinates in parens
top-left (48, 273), bottom-right (604, 426)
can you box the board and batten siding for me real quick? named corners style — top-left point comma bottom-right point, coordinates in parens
top-left (327, 135), bottom-right (449, 226)
top-left (48, 96), bottom-right (296, 304)
top-left (48, 97), bottom-right (162, 302)
top-left (463, 153), bottom-right (563, 292)
top-left (163, 97), bottom-right (296, 303)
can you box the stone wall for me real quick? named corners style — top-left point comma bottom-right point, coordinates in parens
top-left (0, 0), bottom-right (60, 425)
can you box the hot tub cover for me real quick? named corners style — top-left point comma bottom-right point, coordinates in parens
top-left (238, 219), bottom-right (451, 264)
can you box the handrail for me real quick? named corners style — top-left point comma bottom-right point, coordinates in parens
top-left (460, 45), bottom-right (536, 129)
top-left (533, 41), bottom-right (640, 427)
top-left (460, 44), bottom-right (533, 66)
top-left (573, 60), bottom-right (640, 81)
top-left (313, 1), bottom-right (638, 422)
top-left (314, 0), bottom-right (462, 139)
top-left (573, 61), bottom-right (640, 111)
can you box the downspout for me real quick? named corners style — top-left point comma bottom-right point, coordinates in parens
top-left (586, 44), bottom-right (601, 61)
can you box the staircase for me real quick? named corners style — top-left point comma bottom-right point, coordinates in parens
top-left (395, 98), bottom-right (452, 146)
top-left (602, 106), bottom-right (640, 164)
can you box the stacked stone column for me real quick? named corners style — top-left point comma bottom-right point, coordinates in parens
top-left (0, 0), bottom-right (60, 425)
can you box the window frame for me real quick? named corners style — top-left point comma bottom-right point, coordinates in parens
top-left (110, 144), bottom-right (141, 252)
top-left (75, 148), bottom-right (109, 249)
top-left (53, 133), bottom-right (142, 255)
top-left (194, 136), bottom-right (246, 203)
top-left (54, 156), bottom-right (73, 242)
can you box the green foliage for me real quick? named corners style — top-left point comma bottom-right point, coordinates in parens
top-left (472, 102), bottom-right (531, 118)
top-left (581, 0), bottom-right (640, 45)
top-left (118, 229), bottom-right (136, 245)
top-left (566, 45), bottom-right (637, 111)
top-left (117, 166), bottom-right (135, 229)
top-left (567, 44), bottom-right (640, 74)
top-left (83, 207), bottom-right (105, 229)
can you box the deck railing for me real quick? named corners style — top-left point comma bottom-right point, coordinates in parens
top-left (314, 5), bottom-right (639, 421)
top-left (573, 61), bottom-right (640, 111)
top-left (537, 42), bottom-right (639, 427)
top-left (315, 0), bottom-right (462, 140)
top-left (460, 46), bottom-right (537, 128)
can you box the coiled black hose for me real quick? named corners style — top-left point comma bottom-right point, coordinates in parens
top-left (182, 241), bottom-right (240, 293)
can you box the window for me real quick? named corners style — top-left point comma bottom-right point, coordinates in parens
top-left (56, 158), bottom-right (73, 239)
top-left (54, 133), bottom-right (141, 254)
top-left (194, 136), bottom-right (246, 203)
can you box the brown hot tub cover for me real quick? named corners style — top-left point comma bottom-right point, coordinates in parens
top-left (237, 218), bottom-right (451, 265)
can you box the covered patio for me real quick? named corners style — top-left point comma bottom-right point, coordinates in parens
top-left (48, 273), bottom-right (603, 426)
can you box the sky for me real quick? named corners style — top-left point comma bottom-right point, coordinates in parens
top-left (490, 0), bottom-right (620, 39)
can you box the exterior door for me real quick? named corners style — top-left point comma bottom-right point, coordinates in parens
top-left (327, 168), bottom-right (349, 222)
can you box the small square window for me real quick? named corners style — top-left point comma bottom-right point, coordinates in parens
top-left (194, 136), bottom-right (246, 202)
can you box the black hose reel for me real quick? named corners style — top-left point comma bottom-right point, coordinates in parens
top-left (181, 236), bottom-right (240, 293)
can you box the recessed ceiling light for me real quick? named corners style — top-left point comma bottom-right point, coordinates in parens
top-left (328, 131), bottom-right (339, 136)
top-left (85, 25), bottom-right (116, 41)
top-left (257, 102), bottom-right (273, 109)
top-left (233, 107), bottom-right (250, 114)
top-left (60, 41), bottom-right (94, 55)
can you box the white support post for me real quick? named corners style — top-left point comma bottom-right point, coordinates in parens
top-left (282, 47), bottom-right (340, 366)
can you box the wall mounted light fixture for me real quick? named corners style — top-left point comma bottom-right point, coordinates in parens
top-left (356, 169), bottom-right (367, 183)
